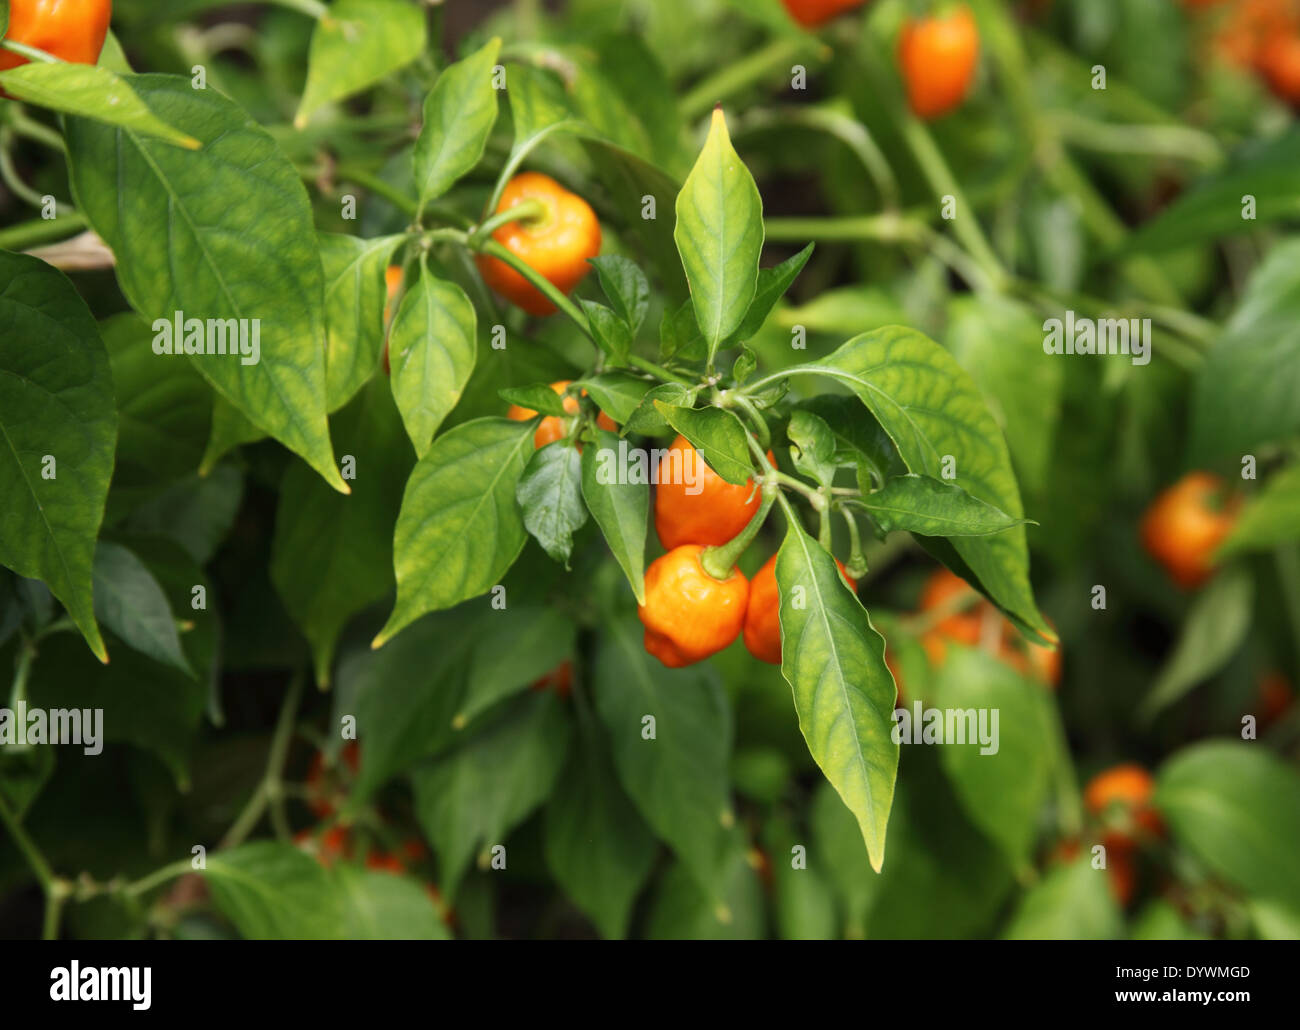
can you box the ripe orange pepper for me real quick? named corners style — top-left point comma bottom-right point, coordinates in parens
top-left (639, 545), bottom-right (750, 667)
top-left (381, 265), bottom-right (403, 376)
top-left (743, 553), bottom-right (857, 665)
top-left (779, 0), bottom-right (868, 29)
top-left (475, 172), bottom-right (602, 316)
top-left (1084, 763), bottom-right (1165, 840)
top-left (1257, 31), bottom-right (1300, 103)
top-left (506, 379), bottom-right (616, 449)
top-left (0, 0), bottom-right (112, 73)
top-left (897, 4), bottom-right (980, 119)
top-left (654, 435), bottom-right (771, 550)
top-left (1139, 472), bottom-right (1240, 589)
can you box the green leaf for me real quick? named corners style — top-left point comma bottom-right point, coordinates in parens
top-left (412, 691), bottom-right (571, 897)
top-left (413, 37), bottom-right (502, 208)
top-left (270, 380), bottom-right (412, 686)
top-left (65, 75), bottom-right (347, 494)
top-left (516, 442), bottom-right (587, 565)
top-left (929, 647), bottom-right (1055, 868)
top-left (544, 719), bottom-right (658, 939)
top-left (1130, 900), bottom-right (1209, 940)
top-left (319, 232), bottom-right (405, 411)
top-left (803, 326), bottom-right (1047, 637)
top-left (1139, 565), bottom-right (1253, 720)
top-left (501, 62), bottom-right (592, 178)
top-left (0, 252), bottom-right (115, 662)
top-left (1155, 741), bottom-right (1300, 916)
top-left (785, 409), bottom-right (838, 490)
top-left (588, 255), bottom-right (650, 334)
top-left (0, 63), bottom-right (197, 147)
top-left (644, 836), bottom-right (765, 939)
top-left (335, 866), bottom-right (452, 940)
top-left (1191, 239), bottom-right (1300, 461)
top-left (797, 395), bottom-right (906, 489)
top-left (776, 521), bottom-right (898, 872)
top-left (763, 814), bottom-right (838, 940)
top-left (946, 294), bottom-right (1063, 496)
top-left (205, 842), bottom-right (344, 940)
top-left (0, 745), bottom-right (53, 820)
top-left (579, 300), bottom-right (632, 364)
top-left (592, 618), bottom-right (734, 899)
top-left (498, 383), bottom-right (568, 417)
top-left (451, 605), bottom-right (576, 729)
top-left (857, 474), bottom-right (1024, 537)
top-left (92, 541), bottom-right (192, 677)
top-left (622, 383), bottom-right (693, 436)
top-left (573, 372), bottom-right (652, 424)
top-left (1220, 464), bottom-right (1300, 556)
top-left (659, 297), bottom-right (705, 363)
top-left (654, 403), bottom-right (754, 485)
top-left (343, 608), bottom-right (481, 800)
top-left (121, 467), bottom-right (243, 566)
top-left (674, 107), bottom-right (764, 359)
top-left (296, 0), bottom-right (428, 129)
top-left (1001, 857), bottom-right (1123, 940)
top-left (581, 428), bottom-right (648, 604)
top-left (101, 314), bottom-right (210, 502)
top-left (729, 243), bottom-right (814, 343)
top-left (388, 268), bottom-right (478, 457)
top-left (1128, 131), bottom-right (1300, 253)
top-left (375, 418), bottom-right (534, 647)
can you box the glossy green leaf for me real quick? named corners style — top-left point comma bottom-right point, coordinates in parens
top-left (579, 300), bottom-right (632, 364)
top-left (498, 383), bottom-right (568, 417)
top-left (592, 618), bottom-right (733, 899)
top-left (786, 409), bottom-right (838, 490)
top-left (205, 842), bottom-right (344, 940)
top-left (654, 403), bottom-right (754, 485)
top-left (1139, 565), bottom-right (1252, 720)
top-left (644, 835), bottom-right (765, 939)
top-left (1220, 464), bottom-right (1300, 556)
top-left (857, 474), bottom-right (1024, 537)
top-left (797, 395), bottom-right (906, 489)
top-left (801, 326), bottom-right (1047, 637)
top-left (659, 298), bottom-right (705, 363)
top-left (588, 255), bottom-right (650, 334)
top-left (412, 691), bottom-right (571, 897)
top-left (517, 441), bottom-right (586, 565)
top-left (270, 380), bottom-right (412, 686)
top-left (0, 62), bottom-right (197, 147)
top-left (581, 427), bottom-right (648, 604)
top-left (451, 604), bottom-right (575, 729)
top-left (375, 418), bottom-right (534, 647)
top-left (296, 0), bottom-right (428, 129)
top-left (336, 866), bottom-right (453, 940)
top-left (122, 467), bottom-right (243, 566)
top-left (777, 521), bottom-right (898, 872)
top-left (1155, 741), bottom-right (1300, 916)
top-left (101, 313), bottom-right (210, 502)
top-left (1191, 239), bottom-right (1300, 462)
top-left (573, 372), bottom-right (652, 424)
top-left (622, 383), bottom-right (694, 436)
top-left (1128, 131), bottom-right (1300, 253)
top-left (674, 107), bottom-right (763, 358)
top-left (319, 232), bottom-right (404, 411)
top-left (92, 541), bottom-right (192, 677)
top-left (1001, 857), bottom-right (1122, 940)
top-left (929, 647), bottom-right (1055, 868)
top-left (388, 268), bottom-right (477, 457)
top-left (413, 37), bottom-right (501, 208)
top-left (65, 75), bottom-right (346, 494)
top-left (544, 718), bottom-right (658, 939)
top-left (729, 243), bottom-right (814, 343)
top-left (0, 252), bottom-right (115, 662)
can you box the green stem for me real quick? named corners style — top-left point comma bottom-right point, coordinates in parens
top-left (124, 859), bottom-right (194, 899)
top-left (842, 507), bottom-right (867, 579)
top-left (0, 211), bottom-right (86, 251)
top-left (680, 36), bottom-right (820, 122)
top-left (9, 638), bottom-right (35, 710)
top-left (772, 470), bottom-right (820, 503)
top-left (763, 213), bottom-right (923, 244)
top-left (469, 198), bottom-right (545, 247)
top-left (331, 164), bottom-right (419, 218)
top-left (219, 670), bottom-right (304, 849)
top-left (0, 792), bottom-right (54, 890)
top-left (628, 354), bottom-right (695, 385)
top-left (0, 130), bottom-right (49, 209)
top-left (7, 110), bottom-right (65, 152)
top-left (0, 40), bottom-right (57, 63)
top-left (476, 237), bottom-right (594, 342)
top-left (42, 881), bottom-right (69, 940)
top-left (701, 485), bottom-right (777, 580)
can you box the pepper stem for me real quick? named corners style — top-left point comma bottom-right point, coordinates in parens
top-left (700, 481), bottom-right (777, 581)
